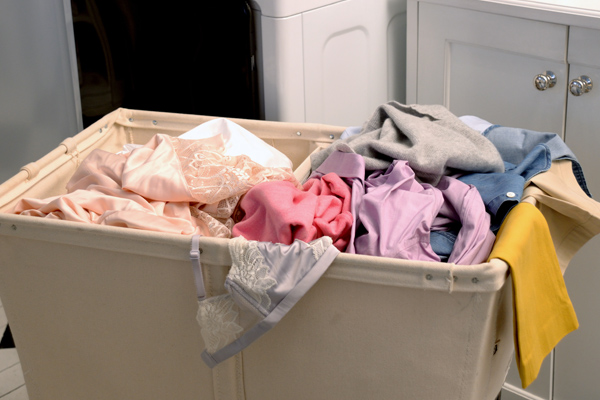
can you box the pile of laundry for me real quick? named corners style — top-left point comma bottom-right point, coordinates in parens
top-left (11, 102), bottom-right (589, 266)
top-left (10, 102), bottom-right (596, 379)
top-left (11, 117), bottom-right (300, 238)
top-left (233, 102), bottom-right (592, 265)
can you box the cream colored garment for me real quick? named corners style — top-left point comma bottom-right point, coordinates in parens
top-left (523, 160), bottom-right (600, 273)
top-left (179, 118), bottom-right (293, 169)
top-left (12, 134), bottom-right (298, 236)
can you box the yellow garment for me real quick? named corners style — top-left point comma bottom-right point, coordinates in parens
top-left (488, 202), bottom-right (578, 388)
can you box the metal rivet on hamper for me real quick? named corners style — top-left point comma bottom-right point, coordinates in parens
top-left (152, 120), bottom-right (158, 125)
top-left (329, 134), bottom-right (335, 139)
top-left (296, 131), bottom-right (302, 136)
top-left (472, 277), bottom-right (479, 283)
top-left (426, 274), bottom-right (433, 280)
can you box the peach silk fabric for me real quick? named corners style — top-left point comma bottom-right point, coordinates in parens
top-left (12, 134), bottom-right (298, 236)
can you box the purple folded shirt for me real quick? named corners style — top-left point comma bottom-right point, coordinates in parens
top-left (312, 151), bottom-right (495, 264)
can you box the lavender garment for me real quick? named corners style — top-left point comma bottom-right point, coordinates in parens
top-left (355, 160), bottom-right (495, 264)
top-left (434, 176), bottom-right (497, 265)
top-left (309, 151), bottom-right (495, 263)
top-left (355, 161), bottom-right (443, 261)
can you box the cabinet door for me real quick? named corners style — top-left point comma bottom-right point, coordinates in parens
top-left (416, 2), bottom-right (568, 136)
top-left (553, 26), bottom-right (600, 400)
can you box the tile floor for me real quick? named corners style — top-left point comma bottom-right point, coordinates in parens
top-left (0, 298), bottom-right (28, 400)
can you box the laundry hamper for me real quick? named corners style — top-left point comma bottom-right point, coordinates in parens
top-left (0, 108), bottom-right (514, 400)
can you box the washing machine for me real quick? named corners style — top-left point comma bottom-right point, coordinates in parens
top-left (251, 0), bottom-right (407, 126)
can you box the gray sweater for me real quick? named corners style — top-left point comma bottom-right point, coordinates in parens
top-left (310, 102), bottom-right (505, 185)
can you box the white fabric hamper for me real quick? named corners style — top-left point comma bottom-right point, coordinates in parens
top-left (0, 108), bottom-right (515, 400)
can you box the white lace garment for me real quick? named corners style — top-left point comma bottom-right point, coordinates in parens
top-left (196, 236), bottom-right (340, 367)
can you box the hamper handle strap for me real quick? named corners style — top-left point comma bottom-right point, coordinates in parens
top-left (190, 235), bottom-right (206, 300)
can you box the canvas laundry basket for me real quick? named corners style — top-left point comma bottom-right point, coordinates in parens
top-left (0, 108), bottom-right (513, 400)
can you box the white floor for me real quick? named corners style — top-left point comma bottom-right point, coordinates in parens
top-left (0, 298), bottom-right (28, 400)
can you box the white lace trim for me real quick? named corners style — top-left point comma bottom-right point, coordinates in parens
top-left (310, 236), bottom-right (333, 260)
top-left (170, 136), bottom-right (298, 205)
top-left (196, 294), bottom-right (243, 353)
top-left (228, 237), bottom-right (277, 310)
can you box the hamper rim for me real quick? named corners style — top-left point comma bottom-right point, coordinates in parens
top-left (0, 212), bottom-right (509, 294)
top-left (0, 107), bottom-right (507, 295)
top-left (0, 107), bottom-right (345, 211)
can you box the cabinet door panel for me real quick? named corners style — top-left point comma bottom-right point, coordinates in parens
top-left (554, 63), bottom-right (600, 400)
top-left (448, 43), bottom-right (566, 135)
top-left (417, 3), bottom-right (568, 135)
top-left (564, 66), bottom-right (600, 186)
top-left (568, 26), bottom-right (600, 67)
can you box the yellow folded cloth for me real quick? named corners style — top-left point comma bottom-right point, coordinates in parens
top-left (488, 202), bottom-right (578, 388)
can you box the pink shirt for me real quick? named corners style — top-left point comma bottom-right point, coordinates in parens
top-left (232, 172), bottom-right (353, 251)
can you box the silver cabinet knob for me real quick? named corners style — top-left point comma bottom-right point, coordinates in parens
top-left (570, 75), bottom-right (593, 96)
top-left (534, 71), bottom-right (557, 91)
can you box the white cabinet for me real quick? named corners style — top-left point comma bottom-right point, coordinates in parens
top-left (407, 1), bottom-right (600, 399)
top-left (411, 2), bottom-right (568, 136)
top-left (553, 25), bottom-right (600, 400)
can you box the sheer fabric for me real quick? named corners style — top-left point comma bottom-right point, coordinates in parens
top-left (197, 236), bottom-right (340, 367)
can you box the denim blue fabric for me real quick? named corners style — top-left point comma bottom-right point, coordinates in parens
top-left (429, 230), bottom-right (457, 262)
top-left (483, 125), bottom-right (592, 197)
top-left (340, 125), bottom-right (362, 139)
top-left (458, 170), bottom-right (524, 233)
top-left (457, 144), bottom-right (551, 232)
top-left (505, 143), bottom-right (553, 182)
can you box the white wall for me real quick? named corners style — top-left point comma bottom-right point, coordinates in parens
top-left (0, 0), bottom-right (81, 183)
